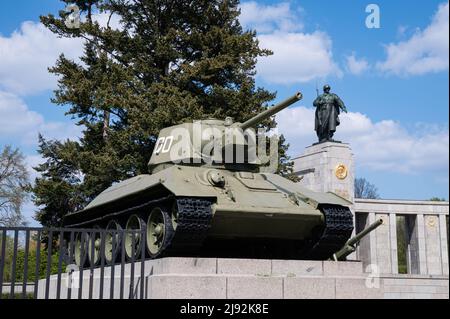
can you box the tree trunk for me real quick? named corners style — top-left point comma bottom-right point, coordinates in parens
top-left (103, 110), bottom-right (110, 140)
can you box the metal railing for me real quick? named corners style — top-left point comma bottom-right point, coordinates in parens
top-left (0, 226), bottom-right (147, 299)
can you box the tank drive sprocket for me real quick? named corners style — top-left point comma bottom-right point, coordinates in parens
top-left (305, 204), bottom-right (354, 260)
top-left (168, 197), bottom-right (214, 253)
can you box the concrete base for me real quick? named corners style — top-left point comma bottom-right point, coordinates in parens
top-left (36, 257), bottom-right (449, 299)
top-left (382, 274), bottom-right (449, 299)
top-left (145, 258), bottom-right (382, 299)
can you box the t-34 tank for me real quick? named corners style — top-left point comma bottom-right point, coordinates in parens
top-left (64, 92), bottom-right (354, 264)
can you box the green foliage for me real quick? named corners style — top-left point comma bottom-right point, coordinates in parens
top-left (1, 292), bottom-right (34, 299)
top-left (429, 197), bottom-right (447, 202)
top-left (32, 136), bottom-right (86, 227)
top-left (33, 0), bottom-right (294, 226)
top-left (274, 135), bottom-right (300, 182)
top-left (0, 235), bottom-right (66, 283)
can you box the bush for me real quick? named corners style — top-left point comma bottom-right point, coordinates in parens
top-left (1, 236), bottom-right (67, 283)
top-left (1, 292), bottom-right (34, 299)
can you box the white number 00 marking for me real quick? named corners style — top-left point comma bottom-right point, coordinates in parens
top-left (154, 136), bottom-right (174, 154)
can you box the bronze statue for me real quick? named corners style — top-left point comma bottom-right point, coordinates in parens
top-left (313, 84), bottom-right (347, 143)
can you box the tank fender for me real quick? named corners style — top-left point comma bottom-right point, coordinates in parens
top-left (83, 165), bottom-right (217, 211)
top-left (261, 173), bottom-right (352, 208)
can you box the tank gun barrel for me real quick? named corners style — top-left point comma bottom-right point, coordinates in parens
top-left (239, 92), bottom-right (303, 131)
top-left (332, 218), bottom-right (383, 261)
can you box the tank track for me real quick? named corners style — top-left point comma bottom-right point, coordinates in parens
top-left (168, 198), bottom-right (213, 253)
top-left (305, 205), bottom-right (354, 260)
top-left (65, 195), bottom-right (214, 256)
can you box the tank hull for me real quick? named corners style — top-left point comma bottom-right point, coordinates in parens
top-left (63, 165), bottom-right (354, 260)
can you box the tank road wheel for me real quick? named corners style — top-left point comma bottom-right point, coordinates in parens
top-left (105, 220), bottom-right (122, 264)
top-left (146, 207), bottom-right (174, 258)
top-left (88, 226), bottom-right (101, 266)
top-left (74, 232), bottom-right (89, 267)
top-left (125, 215), bottom-right (144, 260)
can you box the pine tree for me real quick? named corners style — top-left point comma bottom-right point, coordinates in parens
top-left (276, 135), bottom-right (300, 182)
top-left (33, 136), bottom-right (85, 226)
top-left (33, 0), bottom-right (297, 226)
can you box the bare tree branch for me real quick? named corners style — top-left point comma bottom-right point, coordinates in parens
top-left (354, 177), bottom-right (380, 199)
top-left (0, 146), bottom-right (30, 226)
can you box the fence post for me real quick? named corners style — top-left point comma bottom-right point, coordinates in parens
top-left (0, 229), bottom-right (7, 299)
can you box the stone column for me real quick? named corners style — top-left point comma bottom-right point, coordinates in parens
top-left (293, 142), bottom-right (354, 203)
top-left (439, 215), bottom-right (449, 275)
top-left (354, 212), bottom-right (369, 267)
top-left (424, 215), bottom-right (443, 275)
top-left (406, 215), bottom-right (421, 275)
top-left (416, 214), bottom-right (428, 275)
top-left (375, 214), bottom-right (392, 274)
top-left (368, 213), bottom-right (378, 267)
top-left (389, 213), bottom-right (398, 274)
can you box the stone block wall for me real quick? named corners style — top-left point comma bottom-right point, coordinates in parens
top-left (382, 275), bottom-right (449, 299)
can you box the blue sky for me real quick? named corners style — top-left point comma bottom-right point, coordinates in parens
top-left (0, 1), bottom-right (449, 225)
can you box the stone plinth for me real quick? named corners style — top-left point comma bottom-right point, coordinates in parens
top-left (37, 257), bottom-right (449, 299)
top-left (293, 142), bottom-right (354, 203)
top-left (146, 258), bottom-right (383, 299)
top-left (37, 258), bottom-right (377, 299)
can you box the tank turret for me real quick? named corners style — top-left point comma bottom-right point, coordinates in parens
top-left (148, 92), bottom-right (303, 173)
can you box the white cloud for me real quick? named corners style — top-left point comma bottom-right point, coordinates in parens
top-left (0, 91), bottom-right (81, 227)
top-left (0, 10), bottom-right (126, 97)
top-left (239, 2), bottom-right (341, 84)
top-left (397, 25), bottom-right (408, 38)
top-left (0, 21), bottom-right (84, 95)
top-left (91, 11), bottom-right (123, 30)
top-left (21, 201), bottom-right (41, 226)
top-left (0, 91), bottom-right (44, 135)
top-left (239, 1), bottom-right (303, 33)
top-left (345, 53), bottom-right (370, 75)
top-left (256, 31), bottom-right (342, 84)
top-left (377, 1), bottom-right (449, 75)
top-left (0, 91), bottom-right (82, 146)
top-left (276, 107), bottom-right (449, 175)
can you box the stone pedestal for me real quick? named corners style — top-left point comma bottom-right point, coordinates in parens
top-left (37, 257), bottom-right (449, 299)
top-left (38, 258), bottom-right (383, 299)
top-left (293, 142), bottom-right (354, 203)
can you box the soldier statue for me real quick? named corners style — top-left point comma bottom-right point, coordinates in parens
top-left (313, 84), bottom-right (348, 143)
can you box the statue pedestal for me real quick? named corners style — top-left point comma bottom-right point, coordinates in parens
top-left (293, 142), bottom-right (354, 203)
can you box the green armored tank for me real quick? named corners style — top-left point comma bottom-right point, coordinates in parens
top-left (64, 92), bottom-right (355, 264)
